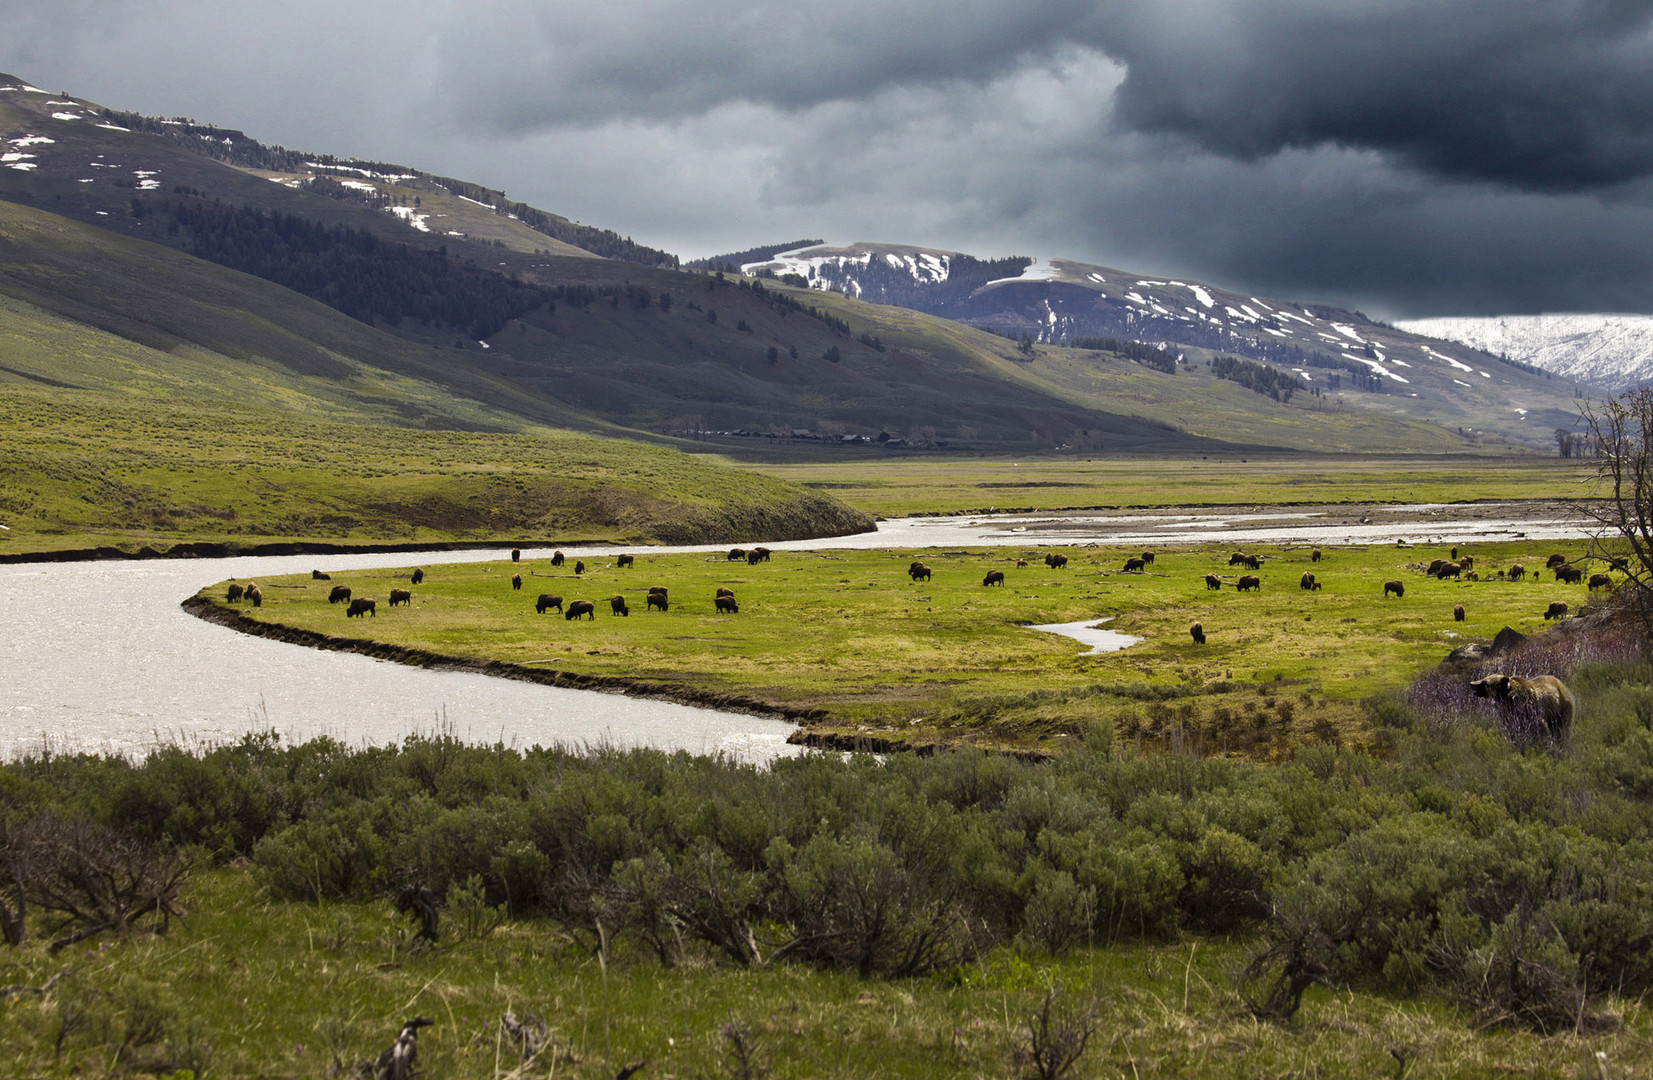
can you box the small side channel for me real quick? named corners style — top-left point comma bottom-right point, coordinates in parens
top-left (1029, 617), bottom-right (1143, 655)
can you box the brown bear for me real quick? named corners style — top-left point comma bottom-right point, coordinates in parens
top-left (1469, 673), bottom-right (1576, 742)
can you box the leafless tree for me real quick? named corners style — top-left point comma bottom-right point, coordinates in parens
top-left (1579, 389), bottom-right (1653, 635)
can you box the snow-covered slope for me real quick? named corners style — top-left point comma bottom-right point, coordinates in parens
top-left (1398, 315), bottom-right (1653, 390)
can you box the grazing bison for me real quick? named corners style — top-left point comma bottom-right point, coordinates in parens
top-left (1204, 574), bottom-right (1222, 590)
top-left (388, 589), bottom-right (412, 607)
top-left (983, 570), bottom-right (1005, 586)
top-left (1045, 553), bottom-right (1068, 569)
top-left (574, 560), bottom-right (586, 575)
top-left (511, 548), bottom-right (521, 563)
top-left (551, 551), bottom-right (565, 567)
top-left (716, 586), bottom-right (735, 599)
top-left (1241, 554), bottom-right (1261, 570)
top-left (1454, 604), bottom-right (1465, 622)
top-left (1426, 559), bottom-right (1446, 577)
top-left (609, 595), bottom-right (629, 616)
top-left (227, 584), bottom-right (245, 603)
top-left (535, 594), bottom-right (563, 614)
top-left (565, 600), bottom-right (596, 620)
top-left (1311, 548), bottom-right (1322, 563)
top-left (1546, 553), bottom-right (1567, 569)
top-left (909, 563), bottom-right (932, 582)
top-left (511, 573), bottom-right (522, 591)
top-left (647, 592), bottom-right (669, 612)
top-left (1383, 580), bottom-right (1405, 598)
top-left (1228, 551), bottom-right (1247, 566)
top-left (1236, 574), bottom-right (1261, 592)
top-left (1555, 565), bottom-right (1583, 584)
top-left (1589, 573), bottom-right (1613, 590)
top-left (1189, 622), bottom-right (1205, 644)
top-left (1016, 559), bottom-right (1028, 568)
top-left (1610, 556), bottom-right (1629, 571)
top-left (411, 568), bottom-right (425, 585)
top-left (715, 595), bottom-right (739, 614)
top-left (1141, 551), bottom-right (1155, 564)
top-left (1123, 557), bottom-right (1146, 572)
top-left (328, 585), bottom-right (351, 604)
top-left (1470, 673), bottom-right (1577, 742)
top-left (1508, 563), bottom-right (1526, 581)
top-left (617, 554), bottom-right (634, 569)
top-left (1545, 601), bottom-right (1569, 620)
top-left (749, 546), bottom-right (772, 563)
top-left (312, 570), bottom-right (330, 581)
top-left (247, 586), bottom-right (262, 608)
top-left (1458, 555), bottom-right (1474, 570)
top-left (1299, 572), bottom-right (1316, 591)
top-left (346, 597), bottom-right (375, 618)
top-left (1437, 562), bottom-right (1463, 579)
top-left (728, 548), bottom-right (748, 562)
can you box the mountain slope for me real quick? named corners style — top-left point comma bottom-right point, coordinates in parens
top-left (1398, 314), bottom-right (1653, 391)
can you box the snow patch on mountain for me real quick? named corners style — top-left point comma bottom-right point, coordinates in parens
top-left (1399, 314), bottom-right (1653, 389)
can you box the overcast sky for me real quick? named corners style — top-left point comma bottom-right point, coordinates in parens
top-left (5, 1), bottom-right (1653, 319)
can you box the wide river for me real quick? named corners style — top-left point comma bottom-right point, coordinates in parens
top-left (0, 503), bottom-right (1594, 762)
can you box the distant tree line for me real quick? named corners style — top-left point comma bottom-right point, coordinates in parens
top-left (1210, 355), bottom-right (1304, 401)
top-left (1070, 336), bottom-right (1178, 373)
top-left (685, 240), bottom-right (825, 273)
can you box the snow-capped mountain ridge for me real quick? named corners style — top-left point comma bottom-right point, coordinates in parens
top-left (1398, 314), bottom-right (1653, 390)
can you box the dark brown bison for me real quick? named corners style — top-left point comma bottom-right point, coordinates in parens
top-left (1045, 553), bottom-right (1068, 569)
top-left (617, 554), bottom-right (634, 568)
top-left (647, 592), bottom-right (669, 612)
top-left (411, 568), bottom-right (425, 585)
top-left (1508, 563), bottom-right (1526, 581)
top-left (511, 548), bottom-right (521, 563)
top-left (1383, 580), bottom-right (1404, 598)
top-left (1241, 554), bottom-right (1261, 570)
top-left (1123, 557), bottom-right (1146, 572)
top-left (1016, 559), bottom-right (1028, 568)
top-left (1546, 553), bottom-right (1567, 569)
top-left (388, 589), bottom-right (412, 607)
top-left (1229, 551), bottom-right (1247, 566)
top-left (535, 594), bottom-right (563, 614)
top-left (728, 548), bottom-right (747, 562)
top-left (909, 563), bottom-right (932, 581)
top-left (1453, 604), bottom-right (1465, 622)
top-left (748, 547), bottom-right (772, 563)
top-left (1141, 551), bottom-right (1155, 564)
top-left (1437, 562), bottom-right (1463, 579)
top-left (227, 583), bottom-right (245, 602)
top-left (716, 586), bottom-right (735, 599)
top-left (1555, 565), bottom-right (1583, 584)
top-left (1458, 555), bottom-right (1474, 570)
top-left (574, 560), bottom-right (586, 575)
top-left (565, 600), bottom-right (596, 620)
top-left (609, 595), bottom-right (629, 616)
top-left (1545, 601), bottom-right (1569, 620)
top-left (327, 585), bottom-right (351, 604)
top-left (1237, 574), bottom-right (1261, 592)
top-left (312, 570), bottom-right (330, 581)
top-left (551, 551), bottom-right (565, 567)
top-left (983, 570), bottom-right (1005, 586)
top-left (1610, 556), bottom-right (1630, 571)
top-left (1310, 548), bottom-right (1322, 563)
top-left (1589, 573), bottom-right (1613, 590)
top-left (1205, 574), bottom-right (1222, 590)
top-left (1426, 559), bottom-right (1446, 577)
top-left (511, 573), bottom-right (522, 591)
top-left (1299, 572), bottom-right (1316, 591)
top-left (1470, 673), bottom-right (1576, 742)
top-left (1189, 622), bottom-right (1205, 644)
top-left (715, 595), bottom-right (739, 614)
top-left (247, 586), bottom-right (262, 608)
top-left (346, 597), bottom-right (375, 618)
top-left (648, 585), bottom-right (669, 599)
top-left (1450, 546), bottom-right (1459, 560)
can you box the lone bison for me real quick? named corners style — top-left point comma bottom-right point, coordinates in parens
top-left (574, 560), bottom-right (586, 575)
top-left (1470, 673), bottom-right (1576, 742)
top-left (1228, 551), bottom-right (1248, 566)
top-left (609, 595), bottom-right (629, 616)
top-left (312, 570), bottom-right (330, 581)
top-left (535, 593), bottom-right (563, 614)
top-left (1299, 572), bottom-right (1316, 591)
top-left (346, 597), bottom-right (375, 618)
top-left (411, 568), bottom-right (425, 585)
top-left (983, 570), bottom-right (1005, 586)
top-left (1555, 565), bottom-right (1583, 584)
top-left (909, 563), bottom-right (932, 582)
top-left (1310, 548), bottom-right (1322, 563)
top-left (551, 551), bottom-right (565, 567)
top-left (247, 586), bottom-right (262, 608)
top-left (1453, 604), bottom-right (1465, 622)
top-left (716, 586), bottom-right (735, 599)
top-left (1189, 622), bottom-right (1205, 645)
top-left (511, 574), bottom-right (522, 591)
top-left (1610, 556), bottom-right (1630, 571)
top-left (511, 548), bottom-right (521, 563)
top-left (565, 600), bottom-right (596, 620)
top-left (728, 548), bottom-right (747, 562)
top-left (1508, 563), bottom-right (1526, 581)
top-left (1205, 574), bottom-right (1222, 590)
top-left (617, 554), bottom-right (634, 568)
top-left (1546, 553), bottom-right (1567, 569)
top-left (715, 595), bottom-right (739, 614)
top-left (1545, 601), bottom-right (1569, 620)
top-left (1141, 551), bottom-right (1155, 564)
top-left (1045, 553), bottom-right (1068, 569)
top-left (1236, 574), bottom-right (1261, 592)
top-left (1589, 573), bottom-right (1613, 590)
top-left (388, 589), bottom-right (412, 607)
top-left (227, 584), bottom-right (245, 603)
top-left (1383, 580), bottom-right (1405, 598)
top-left (1123, 557), bottom-right (1146, 572)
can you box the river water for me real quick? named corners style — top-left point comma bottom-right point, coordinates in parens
top-left (0, 503), bottom-right (1596, 761)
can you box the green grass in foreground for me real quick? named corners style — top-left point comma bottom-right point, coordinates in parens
top-left (209, 539), bottom-right (1616, 750)
top-left (741, 454), bottom-right (1600, 518)
top-left (0, 864), bottom-right (1640, 1079)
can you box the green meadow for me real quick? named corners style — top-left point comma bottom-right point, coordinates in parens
top-left (204, 539), bottom-right (1614, 751)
